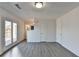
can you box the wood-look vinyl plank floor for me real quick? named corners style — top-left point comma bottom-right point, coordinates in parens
top-left (1, 41), bottom-right (77, 57)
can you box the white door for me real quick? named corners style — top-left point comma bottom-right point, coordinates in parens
top-left (40, 21), bottom-right (48, 42)
top-left (56, 19), bottom-right (62, 43)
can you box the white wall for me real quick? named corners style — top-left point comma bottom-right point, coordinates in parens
top-left (27, 19), bottom-right (56, 42)
top-left (56, 6), bottom-right (79, 56)
top-left (0, 20), bottom-right (1, 54)
top-left (0, 8), bottom-right (25, 55)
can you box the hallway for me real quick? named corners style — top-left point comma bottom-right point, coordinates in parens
top-left (1, 41), bottom-right (77, 57)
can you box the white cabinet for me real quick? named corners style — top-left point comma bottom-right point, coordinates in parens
top-left (27, 23), bottom-right (40, 42)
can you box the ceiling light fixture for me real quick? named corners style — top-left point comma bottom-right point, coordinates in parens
top-left (35, 2), bottom-right (43, 8)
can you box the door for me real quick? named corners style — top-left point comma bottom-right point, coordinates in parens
top-left (56, 19), bottom-right (62, 42)
top-left (40, 21), bottom-right (48, 42)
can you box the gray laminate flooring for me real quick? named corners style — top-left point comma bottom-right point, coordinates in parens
top-left (1, 41), bottom-right (77, 57)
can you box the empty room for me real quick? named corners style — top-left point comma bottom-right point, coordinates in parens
top-left (0, 2), bottom-right (79, 57)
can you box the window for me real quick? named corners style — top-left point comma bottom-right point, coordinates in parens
top-left (5, 20), bottom-right (18, 46)
top-left (5, 21), bottom-right (12, 46)
top-left (13, 23), bottom-right (17, 42)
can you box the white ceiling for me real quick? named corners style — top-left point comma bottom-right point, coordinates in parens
top-left (0, 2), bottom-right (79, 20)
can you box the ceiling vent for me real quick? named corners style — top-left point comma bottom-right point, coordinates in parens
top-left (14, 4), bottom-right (21, 10)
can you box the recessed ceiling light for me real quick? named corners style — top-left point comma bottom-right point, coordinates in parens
top-left (35, 2), bottom-right (43, 8)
